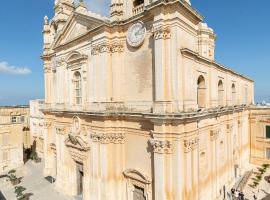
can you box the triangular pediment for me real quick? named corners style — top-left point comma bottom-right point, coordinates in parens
top-left (53, 12), bottom-right (105, 48)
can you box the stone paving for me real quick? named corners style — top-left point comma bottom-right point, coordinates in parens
top-left (0, 161), bottom-right (74, 200)
top-left (243, 165), bottom-right (270, 200)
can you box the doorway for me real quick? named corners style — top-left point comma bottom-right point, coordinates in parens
top-left (76, 162), bottom-right (84, 198)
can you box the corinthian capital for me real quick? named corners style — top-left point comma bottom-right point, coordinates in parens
top-left (184, 137), bottom-right (199, 153)
top-left (56, 127), bottom-right (66, 135)
top-left (149, 139), bottom-right (172, 154)
top-left (152, 26), bottom-right (171, 40)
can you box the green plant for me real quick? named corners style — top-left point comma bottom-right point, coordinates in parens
top-left (258, 168), bottom-right (266, 174)
top-left (29, 152), bottom-right (37, 160)
top-left (253, 181), bottom-right (259, 187)
top-left (262, 164), bottom-right (270, 169)
top-left (6, 170), bottom-right (17, 182)
top-left (14, 186), bottom-right (26, 200)
top-left (256, 175), bottom-right (262, 181)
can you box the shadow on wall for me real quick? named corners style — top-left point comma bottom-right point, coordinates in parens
top-left (0, 191), bottom-right (7, 200)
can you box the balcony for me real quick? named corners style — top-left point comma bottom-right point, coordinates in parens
top-left (132, 4), bottom-right (144, 16)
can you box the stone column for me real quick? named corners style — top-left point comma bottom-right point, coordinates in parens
top-left (89, 137), bottom-right (101, 200)
top-left (149, 138), bottom-right (172, 200)
top-left (152, 25), bottom-right (171, 112)
top-left (91, 43), bottom-right (113, 102)
top-left (191, 137), bottom-right (199, 200)
top-left (54, 127), bottom-right (66, 193)
top-left (226, 124), bottom-right (234, 183)
top-left (184, 139), bottom-right (193, 200)
top-left (210, 130), bottom-right (219, 199)
top-left (44, 61), bottom-right (52, 105)
top-left (43, 121), bottom-right (51, 177)
top-left (238, 119), bottom-right (243, 175)
top-left (90, 132), bottom-right (125, 200)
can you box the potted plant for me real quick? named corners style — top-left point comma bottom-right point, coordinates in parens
top-left (6, 170), bottom-right (20, 185)
top-left (15, 186), bottom-right (29, 200)
top-left (30, 152), bottom-right (41, 163)
top-left (262, 164), bottom-right (270, 169)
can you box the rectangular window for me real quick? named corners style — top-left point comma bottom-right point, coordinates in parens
top-left (266, 148), bottom-right (270, 159)
top-left (11, 116), bottom-right (17, 123)
top-left (266, 126), bottom-right (270, 139)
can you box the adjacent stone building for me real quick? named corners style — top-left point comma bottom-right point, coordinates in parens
top-left (41, 0), bottom-right (254, 200)
top-left (29, 99), bottom-right (45, 159)
top-left (249, 106), bottom-right (270, 166)
top-left (0, 106), bottom-right (29, 174)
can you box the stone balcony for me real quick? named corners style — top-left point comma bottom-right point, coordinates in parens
top-left (132, 4), bottom-right (144, 16)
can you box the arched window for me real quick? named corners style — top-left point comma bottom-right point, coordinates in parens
top-left (218, 80), bottom-right (224, 106)
top-left (133, 0), bottom-right (144, 7)
top-left (197, 75), bottom-right (206, 108)
top-left (231, 83), bottom-right (236, 105)
top-left (74, 72), bottom-right (82, 105)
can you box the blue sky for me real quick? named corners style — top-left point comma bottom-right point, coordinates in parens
top-left (0, 0), bottom-right (269, 105)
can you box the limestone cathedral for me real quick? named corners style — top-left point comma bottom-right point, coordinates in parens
top-left (41, 0), bottom-right (254, 199)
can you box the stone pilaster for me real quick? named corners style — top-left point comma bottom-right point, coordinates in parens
top-left (90, 132), bottom-right (125, 200)
top-left (149, 138), bottom-right (173, 200)
top-left (210, 129), bottom-right (219, 199)
top-left (183, 137), bottom-right (199, 200)
top-left (43, 121), bottom-right (52, 177)
top-left (152, 26), bottom-right (171, 103)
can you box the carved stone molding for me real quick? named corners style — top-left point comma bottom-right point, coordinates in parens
top-left (111, 44), bottom-right (124, 53)
top-left (210, 130), bottom-right (220, 141)
top-left (43, 121), bottom-right (52, 129)
top-left (91, 132), bottom-right (125, 144)
top-left (184, 137), bottom-right (199, 153)
top-left (149, 139), bottom-right (172, 154)
top-left (123, 169), bottom-right (152, 200)
top-left (152, 26), bottom-right (171, 40)
top-left (65, 134), bottom-right (90, 163)
top-left (91, 43), bottom-right (124, 55)
top-left (56, 127), bottom-right (66, 135)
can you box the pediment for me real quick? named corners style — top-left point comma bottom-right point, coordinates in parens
top-left (53, 12), bottom-right (104, 48)
top-left (65, 134), bottom-right (90, 151)
top-left (123, 169), bottom-right (151, 184)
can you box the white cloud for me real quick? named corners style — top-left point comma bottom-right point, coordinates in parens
top-left (0, 61), bottom-right (31, 75)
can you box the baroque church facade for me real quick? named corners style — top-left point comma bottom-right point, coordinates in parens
top-left (41, 0), bottom-right (254, 199)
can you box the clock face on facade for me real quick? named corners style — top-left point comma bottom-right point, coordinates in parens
top-left (127, 21), bottom-right (146, 48)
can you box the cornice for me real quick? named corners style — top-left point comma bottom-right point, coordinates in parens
top-left (42, 105), bottom-right (248, 125)
top-left (181, 48), bottom-right (253, 83)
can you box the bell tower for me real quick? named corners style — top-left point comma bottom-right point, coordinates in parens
top-left (110, 0), bottom-right (147, 21)
top-left (110, 0), bottom-right (191, 22)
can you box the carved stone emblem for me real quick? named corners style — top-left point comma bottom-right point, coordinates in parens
top-left (149, 139), bottom-right (172, 154)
